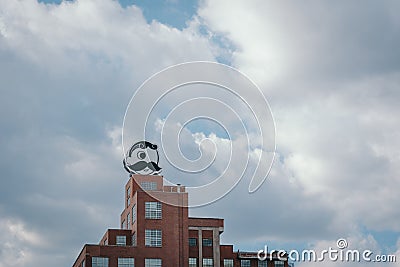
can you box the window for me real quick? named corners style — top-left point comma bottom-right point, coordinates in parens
top-left (132, 232), bottom-right (136, 246)
top-left (116, 235), bottom-right (126, 246)
top-left (202, 238), bottom-right (212, 247)
top-left (145, 202), bottom-right (162, 219)
top-left (132, 204), bottom-right (136, 223)
top-left (274, 261), bottom-right (284, 267)
top-left (203, 258), bottom-right (213, 267)
top-left (189, 238), bottom-right (197, 246)
top-left (103, 238), bottom-right (108, 245)
top-left (258, 260), bottom-right (267, 267)
top-left (145, 229), bottom-right (162, 247)
top-left (145, 259), bottom-right (162, 267)
top-left (189, 258), bottom-right (197, 267)
top-left (241, 260), bottom-right (251, 267)
top-left (82, 260), bottom-right (85, 267)
top-left (224, 259), bottom-right (234, 267)
top-left (127, 187), bottom-right (131, 207)
top-left (92, 257), bottom-right (109, 267)
top-left (140, 181), bottom-right (157, 191)
top-left (118, 258), bottom-right (134, 267)
top-left (127, 213), bottom-right (131, 230)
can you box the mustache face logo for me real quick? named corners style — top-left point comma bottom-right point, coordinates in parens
top-left (128, 161), bottom-right (162, 172)
top-left (123, 141), bottom-right (162, 175)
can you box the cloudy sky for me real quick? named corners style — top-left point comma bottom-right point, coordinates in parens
top-left (1, 0), bottom-right (400, 266)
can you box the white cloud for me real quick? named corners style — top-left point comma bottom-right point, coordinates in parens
top-left (194, 0), bottom-right (400, 248)
top-left (0, 218), bottom-right (44, 267)
top-left (295, 233), bottom-right (400, 267)
top-left (1, 0), bottom-right (399, 266)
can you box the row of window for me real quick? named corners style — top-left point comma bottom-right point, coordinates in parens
top-left (187, 258), bottom-right (284, 267)
top-left (240, 260), bottom-right (284, 267)
top-left (114, 229), bottom-right (161, 247)
top-left (122, 201), bottom-right (162, 230)
top-left (127, 187), bottom-right (131, 207)
top-left (188, 258), bottom-right (213, 267)
top-left (189, 237), bottom-right (212, 247)
top-left (140, 181), bottom-right (157, 191)
top-left (90, 257), bottom-right (284, 267)
top-left (111, 236), bottom-right (285, 267)
top-left (128, 182), bottom-right (160, 192)
top-left (91, 257), bottom-right (161, 267)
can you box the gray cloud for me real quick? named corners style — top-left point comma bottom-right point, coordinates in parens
top-left (0, 0), bottom-right (215, 266)
top-left (1, 0), bottom-right (400, 266)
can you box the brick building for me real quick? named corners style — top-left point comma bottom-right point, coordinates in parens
top-left (72, 174), bottom-right (289, 267)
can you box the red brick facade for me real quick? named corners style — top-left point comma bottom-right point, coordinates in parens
top-left (72, 175), bottom-right (289, 267)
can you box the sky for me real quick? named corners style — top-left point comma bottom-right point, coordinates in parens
top-left (0, 0), bottom-right (400, 266)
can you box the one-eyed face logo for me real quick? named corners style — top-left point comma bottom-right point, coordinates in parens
top-left (123, 141), bottom-right (162, 175)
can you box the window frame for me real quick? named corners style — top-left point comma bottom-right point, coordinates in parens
top-left (241, 259), bottom-right (251, 267)
top-left (189, 257), bottom-right (197, 267)
top-left (116, 235), bottom-right (127, 246)
top-left (145, 202), bottom-right (162, 219)
top-left (203, 258), bottom-right (213, 267)
top-left (144, 258), bottom-right (162, 267)
top-left (127, 212), bottom-right (131, 229)
top-left (132, 232), bottom-right (137, 246)
top-left (145, 229), bottom-right (162, 247)
top-left (140, 181), bottom-right (157, 191)
top-left (118, 258), bottom-right (134, 267)
top-left (132, 204), bottom-right (136, 223)
top-left (224, 259), bottom-right (234, 267)
top-left (92, 257), bottom-right (109, 267)
top-left (127, 187), bottom-right (131, 207)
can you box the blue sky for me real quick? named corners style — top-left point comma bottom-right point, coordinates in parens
top-left (38, 0), bottom-right (198, 29)
top-left (1, 1), bottom-right (400, 266)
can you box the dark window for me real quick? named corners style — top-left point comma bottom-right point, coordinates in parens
top-left (202, 238), bottom-right (212, 247)
top-left (189, 238), bottom-right (197, 246)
